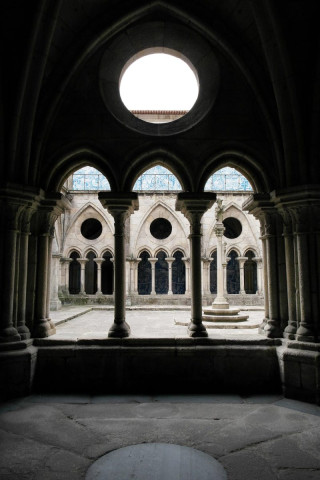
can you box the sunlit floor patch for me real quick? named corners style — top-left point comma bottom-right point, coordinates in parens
top-left (85, 443), bottom-right (227, 480)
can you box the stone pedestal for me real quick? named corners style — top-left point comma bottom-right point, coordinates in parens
top-left (203, 200), bottom-right (248, 324)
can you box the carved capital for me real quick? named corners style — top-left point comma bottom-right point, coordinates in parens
top-left (33, 192), bottom-right (64, 235)
top-left (175, 192), bottom-right (216, 233)
top-left (277, 207), bottom-right (293, 236)
top-left (99, 192), bottom-right (139, 218)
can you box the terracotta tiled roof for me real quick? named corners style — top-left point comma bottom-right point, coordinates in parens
top-left (131, 110), bottom-right (189, 115)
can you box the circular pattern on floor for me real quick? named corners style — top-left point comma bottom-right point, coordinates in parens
top-left (85, 443), bottom-right (227, 479)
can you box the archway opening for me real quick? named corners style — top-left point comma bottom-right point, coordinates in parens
top-left (70, 166), bottom-right (111, 191)
top-left (69, 251), bottom-right (80, 294)
top-left (155, 251), bottom-right (168, 294)
top-left (204, 166), bottom-right (253, 192)
top-left (102, 251), bottom-right (113, 295)
top-left (172, 251), bottom-right (185, 294)
top-left (210, 250), bottom-right (217, 294)
top-left (227, 250), bottom-right (240, 294)
top-left (85, 251), bottom-right (97, 294)
top-left (133, 165), bottom-right (182, 192)
top-left (138, 251), bottom-right (152, 295)
top-left (244, 250), bottom-right (257, 294)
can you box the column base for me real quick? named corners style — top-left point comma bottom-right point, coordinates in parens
top-left (283, 332), bottom-right (296, 340)
top-left (50, 299), bottom-right (62, 311)
top-left (212, 296), bottom-right (229, 309)
top-left (283, 323), bottom-right (297, 340)
top-left (264, 319), bottom-right (282, 338)
top-left (17, 325), bottom-right (31, 340)
top-left (258, 318), bottom-right (268, 334)
top-left (33, 319), bottom-right (56, 338)
top-left (0, 327), bottom-right (21, 343)
top-left (296, 323), bottom-right (315, 342)
top-left (295, 334), bottom-right (317, 343)
top-left (188, 321), bottom-right (208, 337)
top-left (108, 321), bottom-right (131, 338)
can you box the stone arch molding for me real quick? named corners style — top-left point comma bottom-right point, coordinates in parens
top-left (172, 247), bottom-right (186, 257)
top-left (83, 247), bottom-right (99, 258)
top-left (155, 247), bottom-right (169, 257)
top-left (65, 202), bottom-right (114, 241)
top-left (101, 248), bottom-right (114, 257)
top-left (244, 246), bottom-right (260, 257)
top-left (137, 247), bottom-right (152, 258)
top-left (133, 200), bottom-right (189, 256)
top-left (227, 246), bottom-right (241, 257)
top-left (66, 247), bottom-right (81, 258)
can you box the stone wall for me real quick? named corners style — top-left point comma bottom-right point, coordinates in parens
top-left (52, 191), bottom-right (263, 307)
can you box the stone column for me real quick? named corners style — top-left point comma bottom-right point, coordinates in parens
top-left (166, 257), bottom-right (175, 295)
top-left (17, 208), bottom-right (35, 339)
top-left (149, 258), bottom-right (158, 295)
top-left (278, 210), bottom-right (297, 339)
top-left (201, 258), bottom-right (211, 295)
top-left (263, 211), bottom-right (282, 337)
top-left (176, 192), bottom-right (216, 337)
top-left (99, 192), bottom-right (139, 338)
top-left (61, 257), bottom-right (72, 295)
top-left (133, 258), bottom-right (141, 294)
top-left (32, 197), bottom-right (62, 337)
top-left (50, 253), bottom-right (62, 310)
top-left (110, 258), bottom-right (115, 293)
top-left (273, 190), bottom-right (320, 342)
top-left (127, 257), bottom-right (135, 294)
top-left (0, 200), bottom-right (23, 342)
top-left (243, 194), bottom-right (280, 336)
top-left (45, 231), bottom-right (55, 320)
top-left (290, 206), bottom-right (315, 341)
top-left (236, 257), bottom-right (248, 295)
top-left (212, 201), bottom-right (228, 309)
top-left (223, 257), bottom-right (230, 295)
top-left (253, 257), bottom-right (263, 294)
top-left (182, 257), bottom-right (190, 294)
top-left (94, 258), bottom-right (105, 294)
top-left (78, 259), bottom-right (88, 294)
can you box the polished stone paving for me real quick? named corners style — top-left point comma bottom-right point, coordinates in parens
top-left (50, 307), bottom-right (264, 339)
top-left (1, 394), bottom-right (320, 479)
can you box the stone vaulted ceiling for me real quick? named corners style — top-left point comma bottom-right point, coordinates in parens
top-left (1, 0), bottom-right (319, 193)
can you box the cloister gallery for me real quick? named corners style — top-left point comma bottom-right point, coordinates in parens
top-left (1, 1), bottom-right (320, 406)
top-left (51, 165), bottom-right (263, 308)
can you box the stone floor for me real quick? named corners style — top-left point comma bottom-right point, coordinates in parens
top-left (1, 393), bottom-right (320, 479)
top-left (50, 306), bottom-right (264, 339)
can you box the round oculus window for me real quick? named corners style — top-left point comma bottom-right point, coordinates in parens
top-left (119, 51), bottom-right (199, 124)
top-left (99, 23), bottom-right (220, 136)
top-left (81, 218), bottom-right (102, 240)
top-left (150, 218), bottom-right (172, 239)
top-left (223, 217), bottom-right (242, 239)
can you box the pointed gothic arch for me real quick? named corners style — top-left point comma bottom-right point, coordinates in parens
top-left (138, 250), bottom-right (152, 295)
top-left (244, 250), bottom-right (258, 294)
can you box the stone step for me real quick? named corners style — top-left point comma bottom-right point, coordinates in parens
top-left (202, 314), bottom-right (249, 323)
top-left (203, 308), bottom-right (241, 315)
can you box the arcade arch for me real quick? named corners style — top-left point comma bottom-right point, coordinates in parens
top-left (50, 161), bottom-right (262, 309)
